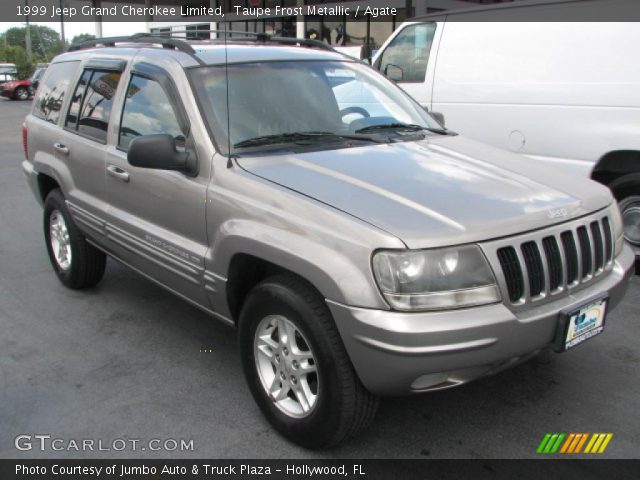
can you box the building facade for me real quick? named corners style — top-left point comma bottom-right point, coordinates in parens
top-left (147, 0), bottom-right (517, 52)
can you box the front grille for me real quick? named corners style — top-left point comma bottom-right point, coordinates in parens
top-left (521, 241), bottom-right (545, 297)
top-left (542, 236), bottom-right (562, 291)
top-left (497, 247), bottom-right (524, 302)
top-left (591, 221), bottom-right (604, 272)
top-left (561, 231), bottom-right (579, 284)
top-left (577, 226), bottom-right (592, 278)
top-left (494, 214), bottom-right (613, 304)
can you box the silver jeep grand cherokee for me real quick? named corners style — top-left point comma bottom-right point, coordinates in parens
top-left (22, 33), bottom-right (634, 448)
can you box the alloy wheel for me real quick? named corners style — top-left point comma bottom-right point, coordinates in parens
top-left (49, 210), bottom-right (72, 270)
top-left (253, 314), bottom-right (319, 418)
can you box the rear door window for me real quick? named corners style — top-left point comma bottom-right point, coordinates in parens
top-left (65, 70), bottom-right (122, 143)
top-left (33, 61), bottom-right (80, 123)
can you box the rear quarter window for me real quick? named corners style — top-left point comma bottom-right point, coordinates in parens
top-left (33, 61), bottom-right (80, 124)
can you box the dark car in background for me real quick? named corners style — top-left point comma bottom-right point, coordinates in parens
top-left (29, 64), bottom-right (49, 93)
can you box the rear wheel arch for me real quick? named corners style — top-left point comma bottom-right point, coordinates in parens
top-left (37, 173), bottom-right (61, 204)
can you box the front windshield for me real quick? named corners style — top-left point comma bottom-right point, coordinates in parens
top-left (189, 60), bottom-right (442, 154)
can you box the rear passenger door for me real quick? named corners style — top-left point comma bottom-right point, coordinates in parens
top-left (59, 60), bottom-right (125, 239)
top-left (104, 62), bottom-right (210, 308)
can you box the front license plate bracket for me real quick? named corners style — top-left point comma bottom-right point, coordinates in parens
top-left (554, 296), bottom-right (608, 352)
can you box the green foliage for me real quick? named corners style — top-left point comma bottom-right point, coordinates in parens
top-left (0, 25), bottom-right (62, 63)
top-left (70, 33), bottom-right (95, 45)
top-left (0, 45), bottom-right (33, 79)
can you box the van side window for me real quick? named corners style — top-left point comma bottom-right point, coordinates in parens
top-left (118, 75), bottom-right (183, 150)
top-left (33, 61), bottom-right (80, 124)
top-left (378, 23), bottom-right (436, 83)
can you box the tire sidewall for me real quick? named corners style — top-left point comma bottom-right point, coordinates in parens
top-left (15, 87), bottom-right (28, 100)
top-left (238, 281), bottom-right (348, 448)
top-left (43, 190), bottom-right (82, 287)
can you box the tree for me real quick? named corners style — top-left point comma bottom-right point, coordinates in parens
top-left (70, 33), bottom-right (95, 46)
top-left (0, 25), bottom-right (62, 62)
top-left (0, 45), bottom-right (33, 79)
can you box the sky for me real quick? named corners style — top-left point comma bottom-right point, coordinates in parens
top-left (0, 21), bottom-right (147, 42)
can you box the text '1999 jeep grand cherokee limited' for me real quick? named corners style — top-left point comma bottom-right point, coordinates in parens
top-left (22, 33), bottom-right (634, 448)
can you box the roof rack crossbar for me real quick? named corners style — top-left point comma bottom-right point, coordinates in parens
top-left (66, 31), bottom-right (339, 65)
top-left (67, 34), bottom-right (197, 54)
top-left (144, 30), bottom-right (335, 51)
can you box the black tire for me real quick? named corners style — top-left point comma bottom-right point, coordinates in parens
top-left (238, 274), bottom-right (378, 448)
top-left (43, 189), bottom-right (106, 289)
top-left (13, 86), bottom-right (29, 101)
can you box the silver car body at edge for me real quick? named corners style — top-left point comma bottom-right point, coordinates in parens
top-left (22, 44), bottom-right (635, 396)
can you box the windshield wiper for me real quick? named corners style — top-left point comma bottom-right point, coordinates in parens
top-left (233, 131), bottom-right (383, 149)
top-left (354, 123), bottom-right (447, 135)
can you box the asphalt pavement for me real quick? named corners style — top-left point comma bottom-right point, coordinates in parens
top-left (0, 98), bottom-right (638, 459)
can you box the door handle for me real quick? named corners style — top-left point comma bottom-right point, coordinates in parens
top-left (107, 164), bottom-right (130, 182)
top-left (53, 143), bottom-right (69, 155)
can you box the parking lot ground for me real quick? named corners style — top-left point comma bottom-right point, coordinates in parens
top-left (1, 98), bottom-right (639, 459)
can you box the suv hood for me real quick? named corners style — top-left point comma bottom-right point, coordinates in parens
top-left (236, 135), bottom-right (612, 248)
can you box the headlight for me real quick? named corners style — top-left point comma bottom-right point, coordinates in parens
top-left (372, 245), bottom-right (500, 311)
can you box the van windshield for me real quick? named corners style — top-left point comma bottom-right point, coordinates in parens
top-left (189, 60), bottom-right (443, 154)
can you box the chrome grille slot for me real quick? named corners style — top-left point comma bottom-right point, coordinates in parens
top-left (484, 212), bottom-right (614, 309)
top-left (497, 247), bottom-right (524, 303)
top-left (602, 217), bottom-right (613, 263)
top-left (577, 226), bottom-right (592, 279)
top-left (542, 236), bottom-right (562, 292)
top-left (561, 231), bottom-right (579, 285)
top-left (590, 221), bottom-right (604, 272)
top-left (521, 241), bottom-right (545, 297)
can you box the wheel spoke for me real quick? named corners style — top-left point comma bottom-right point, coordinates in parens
top-left (258, 333), bottom-right (278, 351)
top-left (276, 317), bottom-right (289, 345)
top-left (298, 361), bottom-right (316, 375)
top-left (256, 336), bottom-right (276, 362)
top-left (269, 376), bottom-right (289, 401)
top-left (284, 321), bottom-right (298, 352)
top-left (292, 381), bottom-right (311, 413)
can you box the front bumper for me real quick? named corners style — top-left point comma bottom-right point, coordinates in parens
top-left (328, 242), bottom-right (635, 396)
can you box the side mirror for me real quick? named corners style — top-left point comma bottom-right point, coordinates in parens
top-left (128, 134), bottom-right (198, 176)
top-left (422, 106), bottom-right (445, 127)
top-left (384, 64), bottom-right (403, 82)
top-left (429, 111), bottom-right (445, 127)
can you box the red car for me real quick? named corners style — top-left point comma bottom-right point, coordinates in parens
top-left (0, 78), bottom-right (32, 100)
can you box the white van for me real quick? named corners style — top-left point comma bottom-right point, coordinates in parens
top-left (372, 1), bottom-right (640, 257)
top-left (0, 63), bottom-right (17, 84)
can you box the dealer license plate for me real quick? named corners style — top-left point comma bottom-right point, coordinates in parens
top-left (556, 298), bottom-right (608, 352)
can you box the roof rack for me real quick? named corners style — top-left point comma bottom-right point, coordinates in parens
top-left (66, 31), bottom-right (337, 65)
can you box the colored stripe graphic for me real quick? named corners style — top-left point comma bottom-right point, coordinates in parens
top-left (560, 433), bottom-right (575, 453)
top-left (585, 433), bottom-right (613, 454)
top-left (537, 433), bottom-right (565, 454)
top-left (537, 433), bottom-right (552, 454)
top-left (538, 433), bottom-right (613, 454)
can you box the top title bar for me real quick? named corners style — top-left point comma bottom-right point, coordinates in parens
top-left (1, 0), bottom-right (640, 22)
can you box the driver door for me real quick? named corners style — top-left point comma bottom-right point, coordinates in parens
top-left (104, 63), bottom-right (210, 308)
